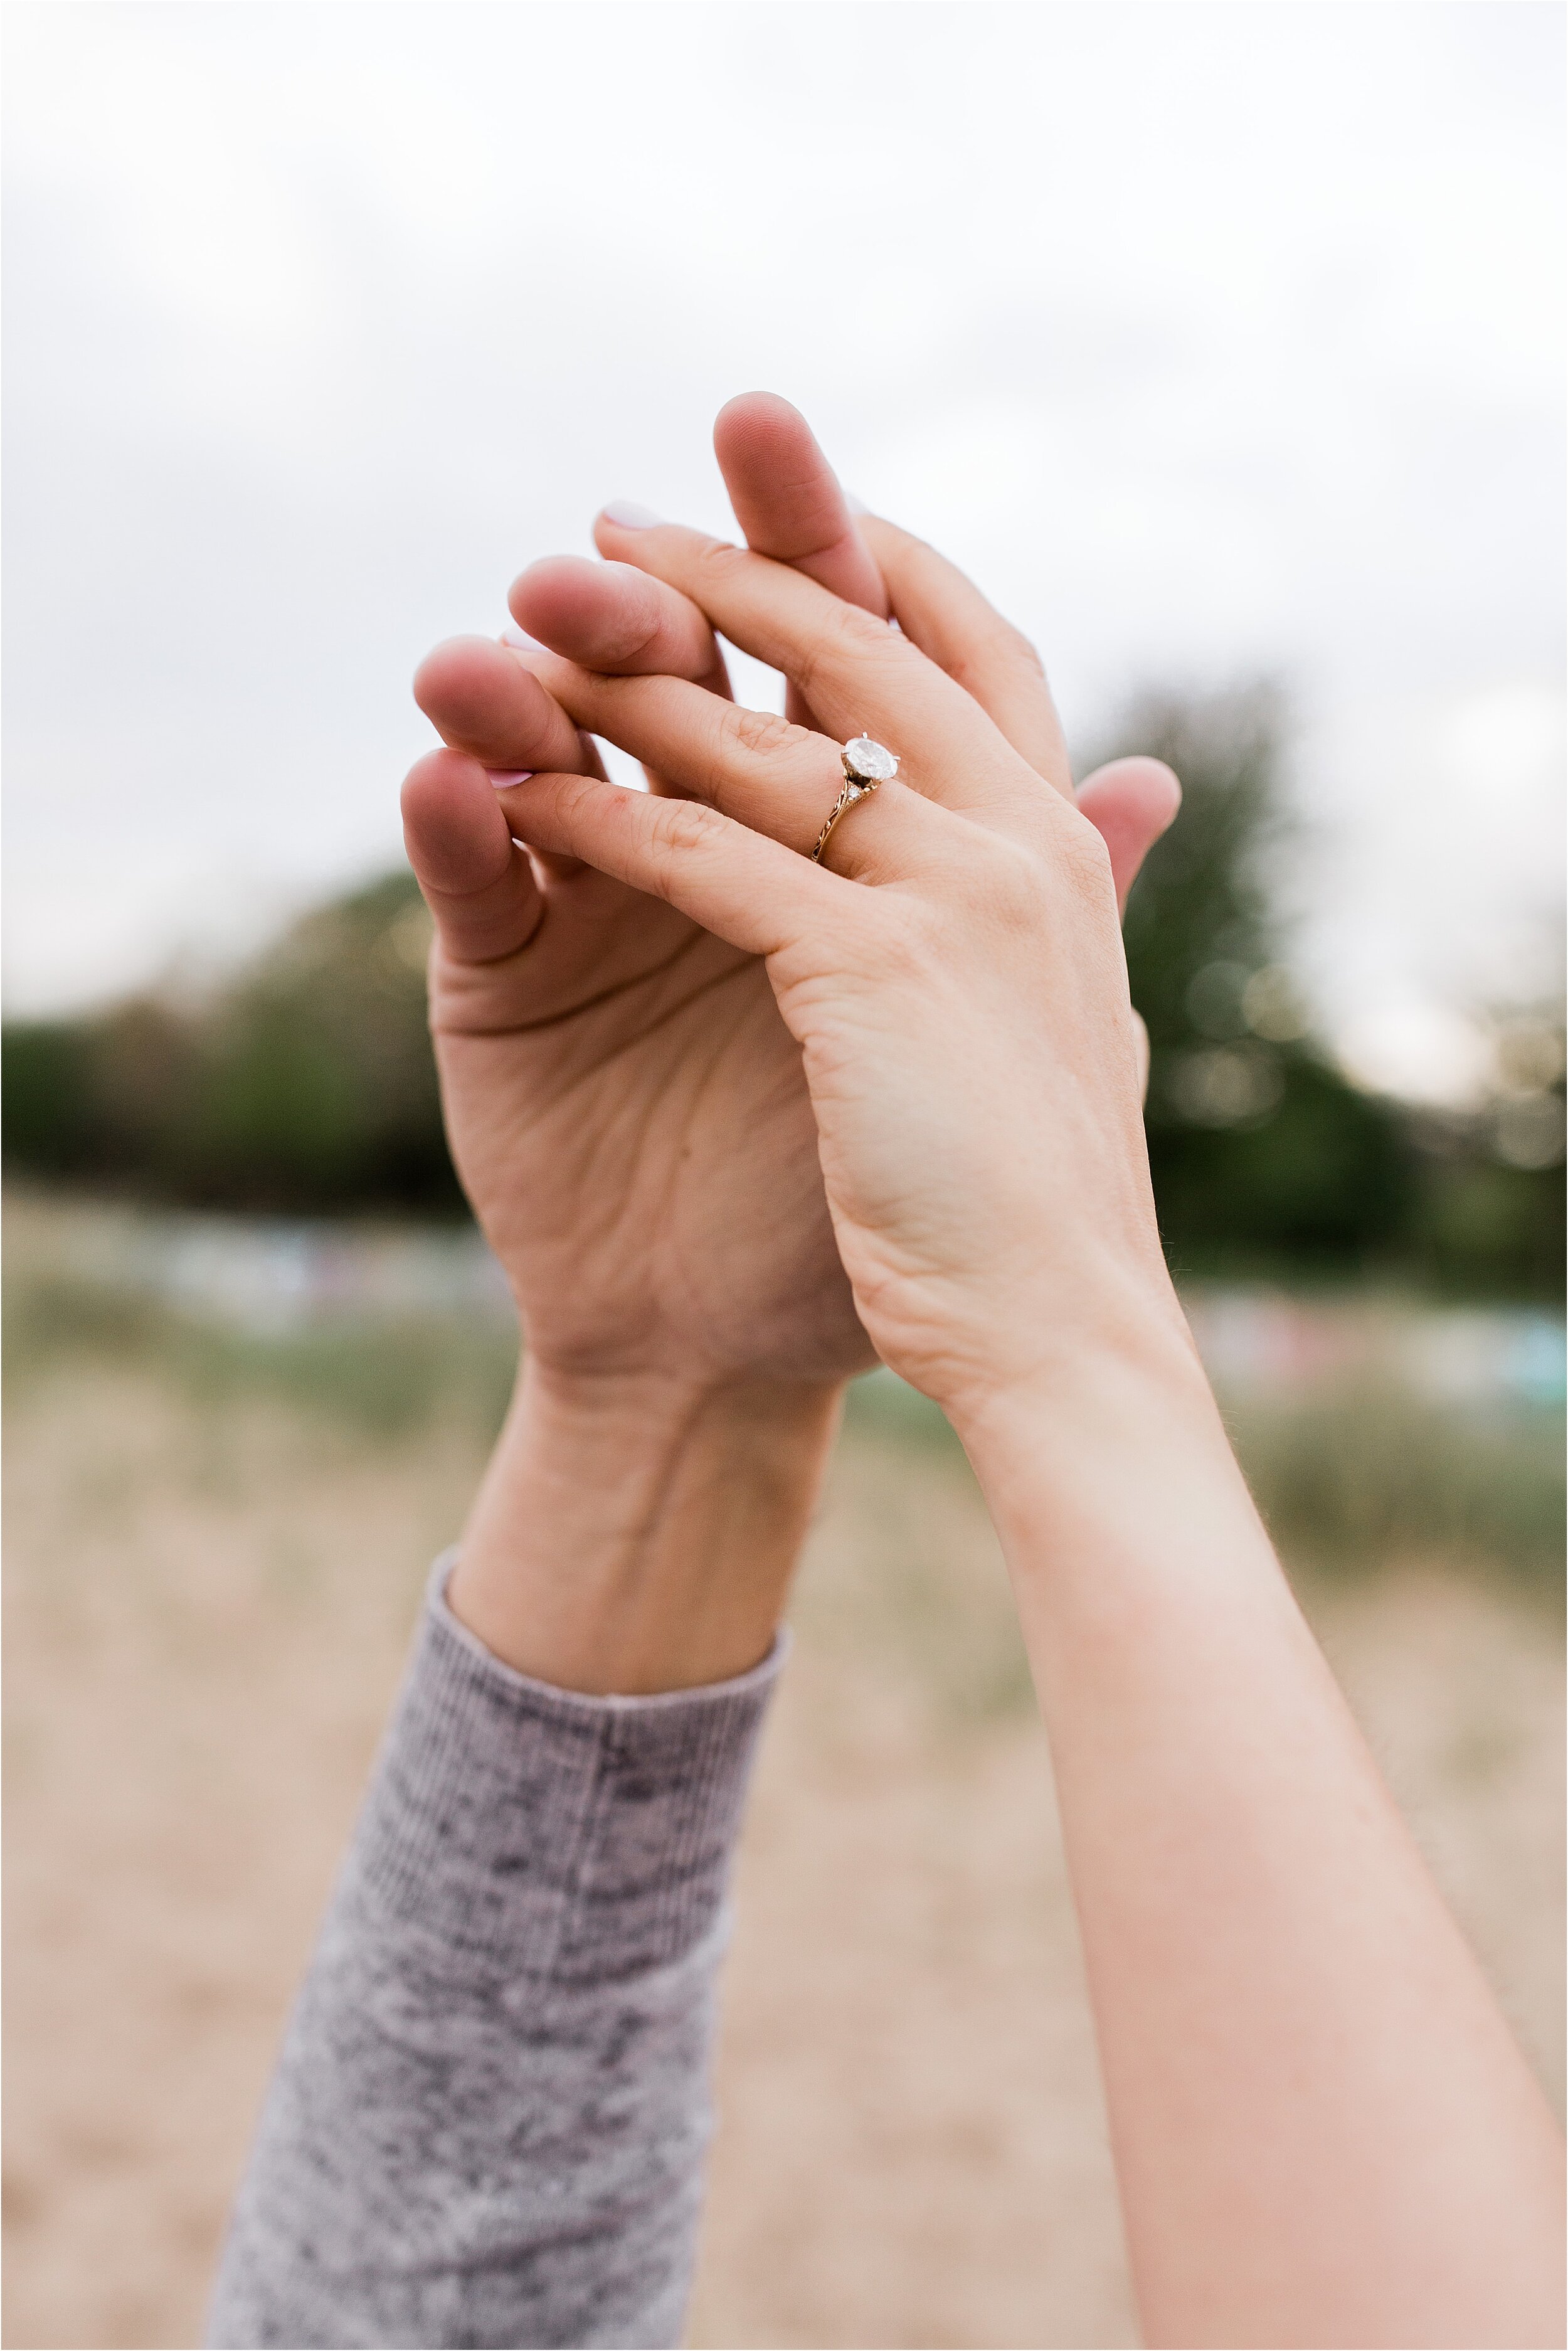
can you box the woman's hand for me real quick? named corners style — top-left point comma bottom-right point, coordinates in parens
top-left (489, 511), bottom-right (1185, 1429)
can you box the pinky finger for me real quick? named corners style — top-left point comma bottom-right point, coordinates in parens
top-left (494, 771), bottom-right (833, 961)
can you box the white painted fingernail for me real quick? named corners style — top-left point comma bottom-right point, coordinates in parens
top-left (844, 491), bottom-right (871, 516)
top-left (501, 623), bottom-right (544, 651)
top-left (486, 769), bottom-right (534, 788)
top-left (601, 498), bottom-right (665, 529)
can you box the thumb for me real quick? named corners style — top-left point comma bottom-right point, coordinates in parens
top-left (1075, 756), bottom-right (1182, 913)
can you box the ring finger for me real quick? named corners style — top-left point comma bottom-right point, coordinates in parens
top-left (524, 654), bottom-right (953, 883)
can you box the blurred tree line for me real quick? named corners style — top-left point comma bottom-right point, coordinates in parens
top-left (4, 879), bottom-right (460, 1216)
top-left (4, 689), bottom-right (1563, 1298)
top-left (1110, 685), bottom-right (1564, 1297)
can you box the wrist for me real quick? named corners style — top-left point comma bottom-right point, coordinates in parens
top-left (448, 1357), bottom-right (843, 1694)
top-left (948, 1276), bottom-right (1268, 1611)
top-left (938, 1251), bottom-right (1198, 1457)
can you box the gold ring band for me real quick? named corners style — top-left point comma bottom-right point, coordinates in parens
top-left (811, 776), bottom-right (877, 862)
top-left (812, 735), bottom-right (900, 864)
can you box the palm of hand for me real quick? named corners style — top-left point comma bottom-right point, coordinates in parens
top-left (429, 873), bottom-right (874, 1388)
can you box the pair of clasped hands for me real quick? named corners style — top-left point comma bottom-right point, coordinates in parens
top-left (403, 392), bottom-right (1185, 1688)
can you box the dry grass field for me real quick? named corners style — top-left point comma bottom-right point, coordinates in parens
top-left (4, 1201), bottom-right (1563, 2350)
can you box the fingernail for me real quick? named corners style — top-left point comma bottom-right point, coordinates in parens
top-left (601, 498), bottom-right (665, 529)
top-left (500, 623), bottom-right (544, 651)
top-left (844, 491), bottom-right (871, 516)
top-left (486, 769), bottom-right (534, 788)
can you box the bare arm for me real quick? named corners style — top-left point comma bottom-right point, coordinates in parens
top-left (965, 1328), bottom-right (1562, 2347)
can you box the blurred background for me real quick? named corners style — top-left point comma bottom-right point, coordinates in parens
top-left (3, 5), bottom-right (1563, 2347)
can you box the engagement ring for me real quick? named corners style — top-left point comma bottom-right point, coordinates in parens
top-left (812, 735), bottom-right (899, 864)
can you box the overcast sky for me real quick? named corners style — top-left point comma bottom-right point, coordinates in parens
top-left (4, 1), bottom-right (1562, 1096)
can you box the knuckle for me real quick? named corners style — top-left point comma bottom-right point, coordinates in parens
top-left (837, 602), bottom-right (900, 655)
top-left (796, 602), bottom-right (906, 706)
top-left (601, 597), bottom-right (664, 667)
top-left (946, 622), bottom-right (1046, 707)
top-left (721, 702), bottom-right (804, 762)
top-left (651, 793), bottom-right (723, 870)
top-left (953, 817), bottom-right (1110, 935)
top-left (960, 833), bottom-right (1044, 927)
top-left (872, 900), bottom-right (949, 989)
top-left (997, 620), bottom-right (1047, 680)
top-left (691, 535), bottom-right (748, 591)
top-left (1053, 806), bottom-right (1116, 908)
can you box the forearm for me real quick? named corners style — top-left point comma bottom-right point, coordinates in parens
top-left (958, 1295), bottom-right (1565, 2350)
top-left (211, 1363), bottom-right (836, 2349)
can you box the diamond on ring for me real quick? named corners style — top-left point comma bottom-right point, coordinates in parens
top-left (843, 734), bottom-right (899, 785)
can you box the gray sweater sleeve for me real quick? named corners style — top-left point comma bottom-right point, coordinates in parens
top-left (207, 1555), bottom-right (783, 2351)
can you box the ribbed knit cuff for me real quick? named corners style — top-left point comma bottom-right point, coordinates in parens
top-left (349, 1554), bottom-right (786, 1983)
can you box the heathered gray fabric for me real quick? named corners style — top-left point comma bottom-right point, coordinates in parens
top-left (208, 1556), bottom-right (783, 2350)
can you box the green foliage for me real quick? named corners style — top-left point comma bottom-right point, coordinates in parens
top-left (1109, 684), bottom-right (1412, 1271)
top-left (1102, 686), bottom-right (1562, 1293)
top-left (1404, 1004), bottom-right (1566, 1298)
top-left (1151, 1051), bottom-right (1414, 1267)
top-left (3, 874), bottom-right (463, 1214)
top-left (1409, 1145), bottom-right (1565, 1300)
top-left (3, 1020), bottom-right (105, 1173)
top-left (1118, 683), bottom-right (1285, 1043)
